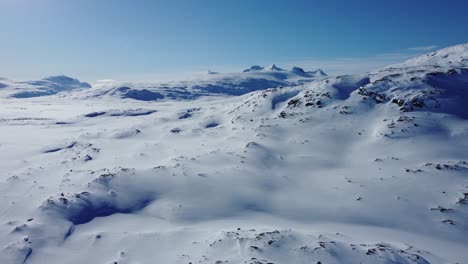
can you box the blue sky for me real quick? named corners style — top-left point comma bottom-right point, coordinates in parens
top-left (1, 0), bottom-right (467, 81)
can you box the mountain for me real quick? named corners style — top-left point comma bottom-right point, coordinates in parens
top-left (65, 65), bottom-right (327, 101)
top-left (309, 68), bottom-right (327, 77)
top-left (272, 48), bottom-right (468, 120)
top-left (0, 44), bottom-right (468, 264)
top-left (291, 66), bottom-right (328, 78)
top-left (267, 64), bottom-right (284, 71)
top-left (242, 65), bottom-right (265, 72)
top-left (0, 75), bottom-right (91, 98)
top-left (0, 66), bottom-right (327, 101)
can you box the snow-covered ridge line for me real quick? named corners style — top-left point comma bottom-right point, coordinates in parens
top-left (63, 65), bottom-right (328, 101)
top-left (0, 65), bottom-right (327, 100)
top-left (389, 43), bottom-right (468, 69)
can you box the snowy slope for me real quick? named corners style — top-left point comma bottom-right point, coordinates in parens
top-left (262, 43), bottom-right (468, 122)
top-left (389, 43), bottom-right (468, 69)
top-left (0, 45), bottom-right (468, 264)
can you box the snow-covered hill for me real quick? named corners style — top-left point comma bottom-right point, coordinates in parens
top-left (69, 65), bottom-right (326, 101)
top-left (0, 65), bottom-right (326, 101)
top-left (0, 76), bottom-right (91, 98)
top-left (0, 44), bottom-right (467, 264)
top-left (389, 43), bottom-right (468, 69)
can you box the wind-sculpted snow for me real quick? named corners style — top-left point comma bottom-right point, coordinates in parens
top-left (84, 108), bottom-right (157, 118)
top-left (40, 168), bottom-right (156, 225)
top-left (1, 44), bottom-right (468, 263)
top-left (42, 141), bottom-right (77, 153)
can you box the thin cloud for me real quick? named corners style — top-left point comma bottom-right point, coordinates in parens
top-left (408, 45), bottom-right (438, 51)
top-left (272, 52), bottom-right (416, 76)
top-left (108, 53), bottom-right (416, 82)
top-left (95, 49), bottom-right (436, 82)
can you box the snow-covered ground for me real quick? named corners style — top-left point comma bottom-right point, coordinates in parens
top-left (0, 45), bottom-right (467, 264)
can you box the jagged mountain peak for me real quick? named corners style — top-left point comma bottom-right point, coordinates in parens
top-left (291, 66), bottom-right (306, 74)
top-left (242, 65), bottom-right (265, 72)
top-left (310, 68), bottom-right (327, 76)
top-left (290, 66), bottom-right (327, 77)
top-left (267, 64), bottom-right (284, 71)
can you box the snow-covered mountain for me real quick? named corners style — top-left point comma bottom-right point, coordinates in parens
top-left (1, 66), bottom-right (326, 101)
top-left (389, 43), bottom-right (468, 69)
top-left (276, 59), bottom-right (468, 119)
top-left (0, 76), bottom-right (91, 98)
top-left (0, 44), bottom-right (467, 264)
top-left (74, 65), bottom-right (326, 101)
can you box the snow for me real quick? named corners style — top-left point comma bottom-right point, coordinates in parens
top-left (1, 45), bottom-right (468, 263)
top-left (390, 43), bottom-right (468, 69)
top-left (268, 64), bottom-right (284, 71)
top-left (0, 76), bottom-right (91, 98)
top-left (62, 65), bottom-right (327, 101)
top-left (243, 65), bottom-right (265, 72)
top-left (291, 67), bottom-right (328, 78)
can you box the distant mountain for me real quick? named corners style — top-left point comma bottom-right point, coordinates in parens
top-left (309, 68), bottom-right (327, 77)
top-left (267, 64), bottom-right (284, 71)
top-left (66, 65), bottom-right (327, 101)
top-left (1, 66), bottom-right (327, 101)
top-left (242, 65), bottom-right (265, 72)
top-left (0, 75), bottom-right (91, 98)
top-left (232, 43), bottom-right (468, 121)
top-left (291, 66), bottom-right (327, 78)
